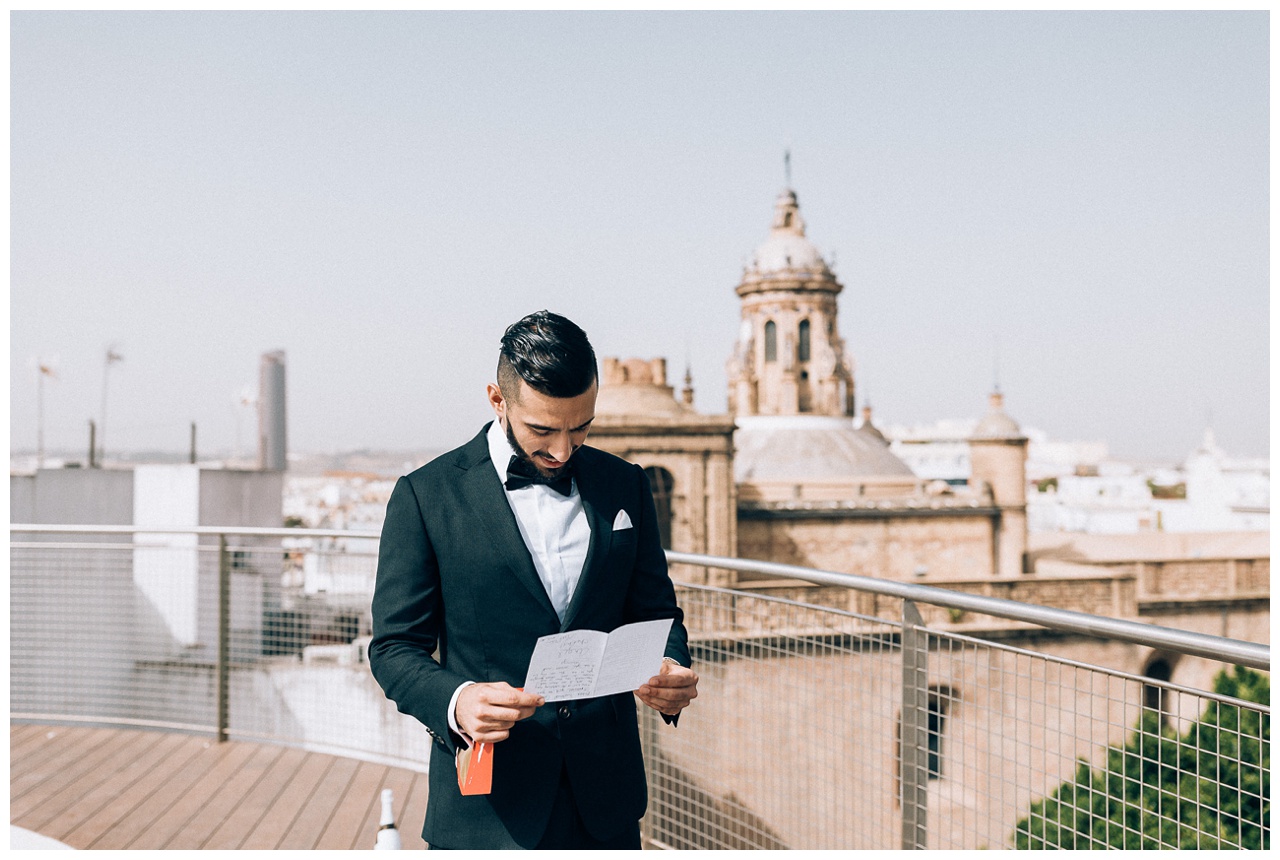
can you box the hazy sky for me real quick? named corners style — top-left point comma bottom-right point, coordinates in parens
top-left (10, 11), bottom-right (1269, 464)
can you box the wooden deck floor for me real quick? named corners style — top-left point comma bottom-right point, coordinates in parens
top-left (10, 723), bottom-right (430, 850)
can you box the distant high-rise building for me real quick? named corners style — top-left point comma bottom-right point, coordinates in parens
top-left (258, 351), bottom-right (287, 471)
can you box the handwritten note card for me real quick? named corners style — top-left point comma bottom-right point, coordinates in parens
top-left (522, 618), bottom-right (674, 702)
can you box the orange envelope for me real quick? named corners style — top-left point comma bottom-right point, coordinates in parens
top-left (456, 740), bottom-right (493, 796)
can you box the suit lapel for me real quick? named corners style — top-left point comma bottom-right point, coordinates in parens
top-left (561, 449), bottom-right (613, 631)
top-left (454, 428), bottom-right (560, 623)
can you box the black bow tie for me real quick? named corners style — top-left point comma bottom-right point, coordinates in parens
top-left (504, 455), bottom-right (574, 496)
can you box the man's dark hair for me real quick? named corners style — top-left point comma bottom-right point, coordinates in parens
top-left (497, 310), bottom-right (598, 401)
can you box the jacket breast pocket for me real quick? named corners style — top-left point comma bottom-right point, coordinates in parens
top-left (607, 527), bottom-right (638, 565)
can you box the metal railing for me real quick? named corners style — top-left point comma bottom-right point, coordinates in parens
top-left (10, 525), bottom-right (1270, 850)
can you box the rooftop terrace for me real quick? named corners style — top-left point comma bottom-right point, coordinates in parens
top-left (10, 723), bottom-right (427, 850)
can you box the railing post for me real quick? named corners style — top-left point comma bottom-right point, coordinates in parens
top-left (900, 599), bottom-right (928, 849)
top-left (639, 705), bottom-right (659, 848)
top-left (216, 534), bottom-right (230, 743)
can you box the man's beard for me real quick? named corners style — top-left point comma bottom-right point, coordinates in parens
top-left (504, 418), bottom-right (569, 479)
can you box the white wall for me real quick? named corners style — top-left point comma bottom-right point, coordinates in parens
top-left (133, 465), bottom-right (201, 645)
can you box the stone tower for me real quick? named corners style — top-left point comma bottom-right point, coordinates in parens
top-left (726, 188), bottom-right (855, 418)
top-left (969, 391), bottom-right (1029, 575)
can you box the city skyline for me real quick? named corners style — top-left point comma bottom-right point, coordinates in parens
top-left (10, 11), bottom-right (1269, 464)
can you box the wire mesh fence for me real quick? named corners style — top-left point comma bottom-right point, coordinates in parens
top-left (11, 528), bottom-right (429, 769)
top-left (10, 526), bottom-right (1270, 850)
top-left (642, 584), bottom-right (1269, 849)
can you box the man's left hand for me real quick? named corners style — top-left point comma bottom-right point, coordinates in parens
top-left (636, 660), bottom-right (699, 717)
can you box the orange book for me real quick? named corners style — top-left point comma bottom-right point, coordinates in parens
top-left (456, 740), bottom-right (493, 796)
top-left (457, 685), bottom-right (517, 797)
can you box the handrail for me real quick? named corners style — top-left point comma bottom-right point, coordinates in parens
top-left (10, 523), bottom-right (381, 540)
top-left (666, 550), bottom-right (1271, 672)
top-left (10, 524), bottom-right (1268, 670)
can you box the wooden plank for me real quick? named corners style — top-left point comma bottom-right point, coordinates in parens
top-left (10, 728), bottom-right (151, 826)
top-left (71, 732), bottom-right (209, 854)
top-left (123, 740), bottom-right (258, 850)
top-left (353, 761), bottom-right (416, 850)
top-left (61, 732), bottom-right (204, 848)
top-left (277, 754), bottom-right (360, 850)
top-left (11, 725), bottom-right (437, 852)
top-left (9, 723), bottom-right (49, 755)
top-left (173, 742), bottom-right (285, 849)
top-left (202, 745), bottom-right (308, 849)
top-left (400, 770), bottom-right (431, 849)
top-left (83, 735), bottom-right (226, 850)
top-left (315, 759), bottom-right (386, 849)
top-left (9, 726), bottom-right (118, 801)
top-left (238, 752), bottom-right (334, 849)
top-left (11, 723), bottom-right (38, 741)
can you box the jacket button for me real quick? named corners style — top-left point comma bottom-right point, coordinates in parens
top-left (558, 706), bottom-right (571, 719)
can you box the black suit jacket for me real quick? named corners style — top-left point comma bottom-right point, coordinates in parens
top-left (369, 424), bottom-right (690, 849)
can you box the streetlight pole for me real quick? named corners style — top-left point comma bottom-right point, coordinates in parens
top-left (100, 347), bottom-right (123, 464)
top-left (36, 360), bottom-right (57, 469)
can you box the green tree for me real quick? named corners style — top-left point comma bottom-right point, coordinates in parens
top-left (1013, 667), bottom-right (1269, 849)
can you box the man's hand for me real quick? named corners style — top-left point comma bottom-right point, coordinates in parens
top-left (636, 660), bottom-right (699, 718)
top-left (455, 682), bottom-right (544, 743)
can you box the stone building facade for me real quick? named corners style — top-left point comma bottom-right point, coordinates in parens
top-left (588, 357), bottom-right (737, 586)
top-left (592, 178), bottom-right (1266, 646)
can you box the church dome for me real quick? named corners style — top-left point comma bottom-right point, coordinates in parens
top-left (972, 391), bottom-right (1023, 440)
top-left (857, 405), bottom-right (888, 444)
top-left (747, 189), bottom-right (830, 275)
top-left (595, 357), bottom-right (693, 418)
top-left (734, 415), bottom-right (916, 482)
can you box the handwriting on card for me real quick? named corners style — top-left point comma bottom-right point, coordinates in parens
top-left (522, 619), bottom-right (674, 702)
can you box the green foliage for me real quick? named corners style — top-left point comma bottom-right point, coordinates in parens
top-left (1012, 667), bottom-right (1269, 849)
top-left (1146, 479), bottom-right (1187, 500)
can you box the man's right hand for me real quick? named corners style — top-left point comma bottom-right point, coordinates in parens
top-left (455, 682), bottom-right (544, 743)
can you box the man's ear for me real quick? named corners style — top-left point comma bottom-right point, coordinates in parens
top-left (485, 383), bottom-right (506, 419)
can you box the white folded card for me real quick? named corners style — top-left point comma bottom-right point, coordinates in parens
top-left (522, 618), bottom-right (673, 703)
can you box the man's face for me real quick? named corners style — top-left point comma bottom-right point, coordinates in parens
top-left (487, 378), bottom-right (597, 478)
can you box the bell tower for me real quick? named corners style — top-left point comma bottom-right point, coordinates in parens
top-left (726, 187), bottom-right (855, 418)
top-left (969, 390), bottom-right (1030, 576)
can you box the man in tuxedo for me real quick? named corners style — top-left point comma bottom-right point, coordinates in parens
top-left (369, 310), bottom-right (699, 849)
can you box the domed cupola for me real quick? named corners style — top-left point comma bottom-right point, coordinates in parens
top-left (725, 171), bottom-right (916, 485)
top-left (972, 391), bottom-right (1024, 440)
top-left (727, 182), bottom-right (855, 419)
top-left (747, 189), bottom-right (832, 275)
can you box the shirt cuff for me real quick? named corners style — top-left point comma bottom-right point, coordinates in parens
top-left (447, 680), bottom-right (476, 743)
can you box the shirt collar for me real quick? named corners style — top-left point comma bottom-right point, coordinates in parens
top-left (486, 417), bottom-right (579, 497)
top-left (486, 418), bottom-right (516, 485)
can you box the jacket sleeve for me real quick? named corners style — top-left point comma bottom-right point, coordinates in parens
top-left (368, 475), bottom-right (471, 753)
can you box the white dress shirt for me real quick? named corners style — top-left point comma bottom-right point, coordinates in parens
top-left (485, 418), bottom-right (591, 619)
top-left (449, 419), bottom-right (592, 738)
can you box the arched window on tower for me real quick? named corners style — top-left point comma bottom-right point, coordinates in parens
top-left (643, 466), bottom-right (675, 550)
top-left (1143, 657), bottom-right (1174, 729)
top-left (798, 319), bottom-right (811, 363)
top-left (895, 684), bottom-right (958, 806)
top-left (925, 686), bottom-right (955, 779)
top-left (764, 321), bottom-right (777, 363)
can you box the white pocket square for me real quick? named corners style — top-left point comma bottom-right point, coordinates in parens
top-left (612, 509), bottom-right (633, 531)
